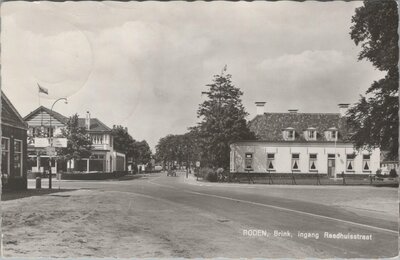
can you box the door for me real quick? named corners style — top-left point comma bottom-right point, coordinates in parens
top-left (327, 155), bottom-right (335, 177)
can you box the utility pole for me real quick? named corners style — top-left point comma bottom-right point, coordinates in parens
top-left (48, 98), bottom-right (68, 189)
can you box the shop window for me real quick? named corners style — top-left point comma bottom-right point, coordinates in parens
top-left (14, 139), bottom-right (23, 176)
top-left (309, 154), bottom-right (317, 171)
top-left (266, 153), bottom-right (275, 171)
top-left (292, 154), bottom-right (300, 171)
top-left (346, 154), bottom-right (355, 172)
top-left (2, 138), bottom-right (10, 178)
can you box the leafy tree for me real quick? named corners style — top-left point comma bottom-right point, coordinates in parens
top-left (155, 134), bottom-right (180, 167)
top-left (58, 114), bottom-right (92, 169)
top-left (111, 125), bottom-right (152, 171)
top-left (155, 132), bottom-right (200, 170)
top-left (348, 0), bottom-right (398, 159)
top-left (132, 140), bottom-right (152, 165)
top-left (196, 70), bottom-right (255, 168)
top-left (111, 125), bottom-right (135, 159)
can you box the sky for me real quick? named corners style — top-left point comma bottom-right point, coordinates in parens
top-left (1, 1), bottom-right (385, 151)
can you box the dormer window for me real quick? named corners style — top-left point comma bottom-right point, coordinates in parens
top-left (283, 128), bottom-right (295, 141)
top-left (306, 127), bottom-right (317, 141)
top-left (325, 127), bottom-right (338, 141)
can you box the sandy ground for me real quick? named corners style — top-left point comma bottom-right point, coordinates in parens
top-left (1, 189), bottom-right (327, 258)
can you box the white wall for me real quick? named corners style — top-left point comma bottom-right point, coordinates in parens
top-left (231, 142), bottom-right (380, 176)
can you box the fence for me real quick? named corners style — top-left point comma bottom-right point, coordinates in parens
top-left (211, 172), bottom-right (399, 187)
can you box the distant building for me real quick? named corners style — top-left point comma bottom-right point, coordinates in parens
top-left (1, 92), bottom-right (28, 190)
top-left (24, 106), bottom-right (125, 173)
top-left (230, 102), bottom-right (380, 177)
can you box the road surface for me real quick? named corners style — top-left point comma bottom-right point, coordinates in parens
top-left (3, 172), bottom-right (398, 258)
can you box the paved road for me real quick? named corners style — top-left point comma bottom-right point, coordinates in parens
top-left (32, 172), bottom-right (398, 258)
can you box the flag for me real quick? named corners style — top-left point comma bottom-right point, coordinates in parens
top-left (38, 84), bottom-right (48, 95)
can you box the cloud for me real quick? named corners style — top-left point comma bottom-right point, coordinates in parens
top-left (1, 1), bottom-right (386, 150)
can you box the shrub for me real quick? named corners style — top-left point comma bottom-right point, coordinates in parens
top-left (376, 169), bottom-right (383, 177)
top-left (389, 169), bottom-right (398, 178)
top-left (199, 167), bottom-right (218, 182)
top-left (205, 172), bottom-right (218, 182)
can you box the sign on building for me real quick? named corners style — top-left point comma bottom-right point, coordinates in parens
top-left (34, 138), bottom-right (67, 148)
top-left (51, 138), bottom-right (67, 148)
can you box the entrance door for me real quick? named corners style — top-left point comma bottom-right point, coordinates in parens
top-left (327, 154), bottom-right (335, 177)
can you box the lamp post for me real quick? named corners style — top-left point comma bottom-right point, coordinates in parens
top-left (48, 97), bottom-right (68, 189)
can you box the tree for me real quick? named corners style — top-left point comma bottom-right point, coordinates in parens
top-left (348, 0), bottom-right (398, 160)
top-left (111, 125), bottom-right (136, 159)
top-left (132, 140), bottom-right (152, 165)
top-left (155, 132), bottom-right (200, 170)
top-left (111, 125), bottom-right (152, 171)
top-left (196, 70), bottom-right (255, 168)
top-left (58, 114), bottom-right (92, 169)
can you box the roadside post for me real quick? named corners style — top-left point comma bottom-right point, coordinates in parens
top-left (316, 171), bottom-right (321, 185)
top-left (342, 171), bottom-right (346, 185)
top-left (291, 171), bottom-right (297, 185)
top-left (246, 169), bottom-right (254, 184)
top-left (267, 170), bottom-right (273, 184)
top-left (196, 161), bottom-right (200, 181)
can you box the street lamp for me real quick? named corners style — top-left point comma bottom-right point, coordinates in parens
top-left (48, 97), bottom-right (68, 189)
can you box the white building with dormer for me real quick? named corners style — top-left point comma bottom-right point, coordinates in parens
top-left (230, 102), bottom-right (380, 177)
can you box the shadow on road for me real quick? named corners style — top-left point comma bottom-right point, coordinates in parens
top-left (1, 189), bottom-right (76, 201)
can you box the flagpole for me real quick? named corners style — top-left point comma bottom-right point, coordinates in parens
top-left (38, 84), bottom-right (43, 127)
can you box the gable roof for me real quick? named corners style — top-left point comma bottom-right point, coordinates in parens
top-left (77, 118), bottom-right (111, 132)
top-left (249, 112), bottom-right (351, 142)
top-left (24, 106), bottom-right (111, 132)
top-left (24, 106), bottom-right (68, 124)
top-left (1, 91), bottom-right (28, 130)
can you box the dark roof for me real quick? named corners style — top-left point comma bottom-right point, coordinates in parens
top-left (24, 106), bottom-right (111, 133)
top-left (249, 112), bottom-right (351, 142)
top-left (77, 118), bottom-right (111, 132)
top-left (24, 106), bottom-right (68, 124)
top-left (1, 91), bottom-right (28, 130)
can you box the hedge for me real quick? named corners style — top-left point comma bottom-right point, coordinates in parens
top-left (59, 171), bottom-right (128, 180)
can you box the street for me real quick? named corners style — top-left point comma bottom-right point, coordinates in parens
top-left (2, 172), bottom-right (398, 258)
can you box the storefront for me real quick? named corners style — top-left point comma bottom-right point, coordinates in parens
top-left (1, 92), bottom-right (28, 190)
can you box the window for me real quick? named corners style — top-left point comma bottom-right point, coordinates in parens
top-left (309, 154), bottom-right (317, 171)
top-left (307, 129), bottom-right (317, 140)
top-left (326, 130), bottom-right (338, 141)
top-left (245, 153), bottom-right (253, 170)
top-left (346, 154), bottom-right (355, 172)
top-left (92, 135), bottom-right (104, 145)
top-left (14, 139), bottom-right (23, 176)
top-left (291, 153), bottom-right (300, 171)
top-left (266, 153), bottom-right (275, 171)
top-left (2, 138), bottom-right (10, 178)
top-left (362, 154), bottom-right (371, 172)
top-left (283, 128), bottom-right (295, 141)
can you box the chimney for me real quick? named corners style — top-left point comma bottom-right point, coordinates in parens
top-left (288, 109), bottom-right (298, 114)
top-left (338, 104), bottom-right (350, 117)
top-left (255, 102), bottom-right (266, 115)
top-left (85, 111), bottom-right (91, 130)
